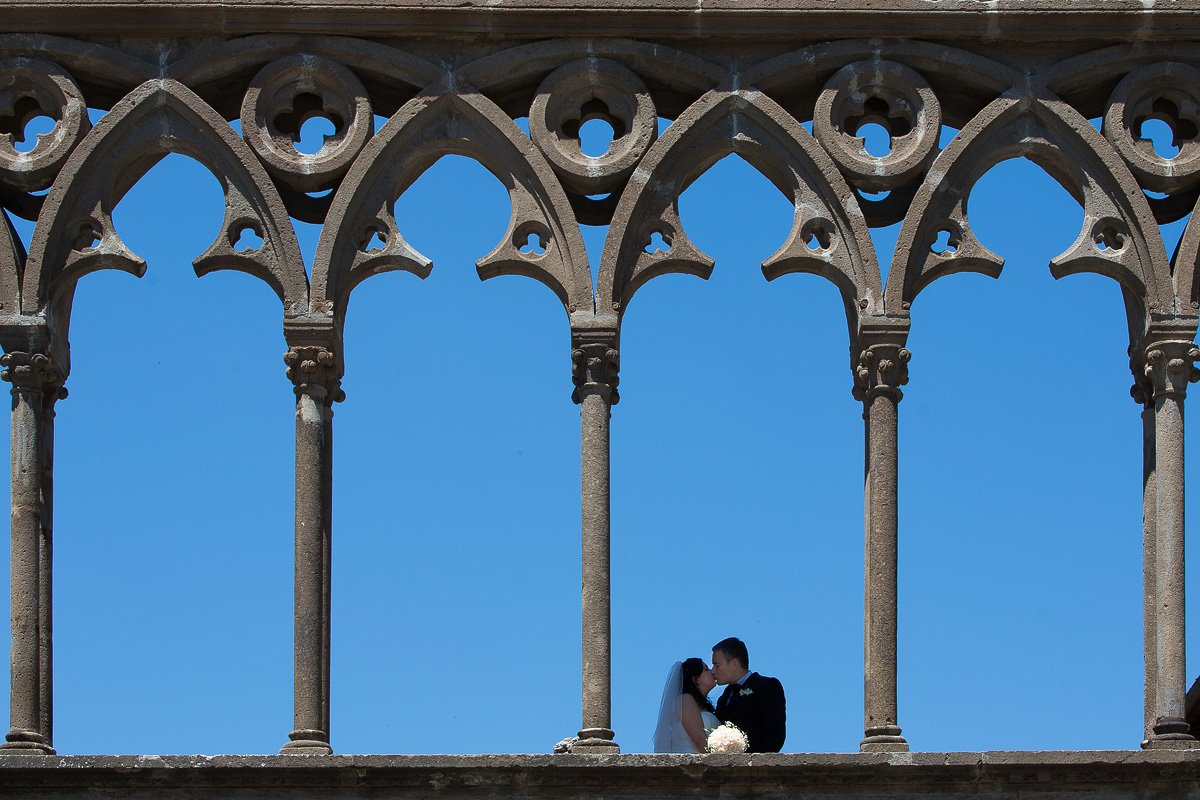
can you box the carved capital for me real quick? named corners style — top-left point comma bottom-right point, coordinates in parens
top-left (571, 344), bottom-right (620, 405)
top-left (0, 351), bottom-right (66, 399)
top-left (284, 346), bottom-right (344, 402)
top-left (853, 344), bottom-right (910, 402)
top-left (1142, 340), bottom-right (1200, 400)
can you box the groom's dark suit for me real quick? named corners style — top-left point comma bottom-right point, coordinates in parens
top-left (714, 672), bottom-right (786, 753)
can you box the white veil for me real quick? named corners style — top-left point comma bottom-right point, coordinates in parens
top-left (652, 661), bottom-right (684, 753)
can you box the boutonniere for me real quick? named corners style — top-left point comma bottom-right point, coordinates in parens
top-left (739, 687), bottom-right (754, 697)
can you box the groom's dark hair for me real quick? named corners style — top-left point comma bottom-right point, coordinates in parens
top-left (713, 637), bottom-right (749, 669)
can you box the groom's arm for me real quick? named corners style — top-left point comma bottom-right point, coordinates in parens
top-left (759, 678), bottom-right (786, 753)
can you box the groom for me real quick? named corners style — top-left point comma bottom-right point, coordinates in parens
top-left (711, 637), bottom-right (786, 753)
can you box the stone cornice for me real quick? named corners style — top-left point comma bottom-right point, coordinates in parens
top-left (5, 0), bottom-right (1200, 41)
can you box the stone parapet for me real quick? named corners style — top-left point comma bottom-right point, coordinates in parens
top-left (1, 752), bottom-right (1200, 798)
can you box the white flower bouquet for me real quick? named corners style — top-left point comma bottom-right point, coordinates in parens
top-left (706, 722), bottom-right (748, 754)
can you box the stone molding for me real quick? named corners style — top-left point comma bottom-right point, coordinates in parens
top-left (1, 752), bottom-right (1200, 797)
top-left (6, 1), bottom-right (1200, 41)
top-left (3, 0), bottom-right (1200, 761)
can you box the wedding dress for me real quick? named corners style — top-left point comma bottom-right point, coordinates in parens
top-left (652, 662), bottom-right (720, 753)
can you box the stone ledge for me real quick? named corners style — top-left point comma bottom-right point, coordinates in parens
top-left (3, 0), bottom-right (1200, 41)
top-left (0, 752), bottom-right (1199, 798)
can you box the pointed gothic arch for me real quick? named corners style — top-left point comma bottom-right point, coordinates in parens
top-left (23, 79), bottom-right (307, 344)
top-left (886, 89), bottom-right (1172, 346)
top-left (597, 86), bottom-right (881, 341)
top-left (313, 80), bottom-right (593, 322)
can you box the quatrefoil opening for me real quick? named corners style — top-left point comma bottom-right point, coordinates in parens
top-left (0, 58), bottom-right (90, 192)
top-left (241, 54), bottom-right (373, 194)
top-left (530, 58), bottom-right (657, 196)
top-left (814, 60), bottom-right (941, 193)
top-left (1104, 62), bottom-right (1200, 195)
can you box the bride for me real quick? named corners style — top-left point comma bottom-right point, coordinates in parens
top-left (652, 658), bottom-right (720, 753)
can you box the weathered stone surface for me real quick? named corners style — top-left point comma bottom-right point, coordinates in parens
top-left (1, 0), bottom-right (1200, 762)
top-left (3, 752), bottom-right (1200, 798)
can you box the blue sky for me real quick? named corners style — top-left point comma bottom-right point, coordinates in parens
top-left (0, 111), bottom-right (1194, 756)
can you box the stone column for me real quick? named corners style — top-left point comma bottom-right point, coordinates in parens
top-left (280, 344), bottom-right (341, 755)
top-left (570, 334), bottom-right (620, 753)
top-left (854, 324), bottom-right (909, 753)
top-left (1132, 379), bottom-right (1157, 747)
top-left (0, 350), bottom-right (63, 754)
top-left (321, 397), bottom-right (334, 741)
top-left (1141, 336), bottom-right (1200, 749)
top-left (38, 385), bottom-right (61, 749)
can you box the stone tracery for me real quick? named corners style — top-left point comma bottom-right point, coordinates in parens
top-left (0, 16), bottom-right (1197, 757)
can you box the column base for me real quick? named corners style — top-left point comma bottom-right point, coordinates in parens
top-left (573, 728), bottom-right (620, 754)
top-left (280, 729), bottom-right (333, 755)
top-left (1144, 718), bottom-right (1199, 749)
top-left (2, 729), bottom-right (54, 755)
top-left (861, 725), bottom-right (908, 753)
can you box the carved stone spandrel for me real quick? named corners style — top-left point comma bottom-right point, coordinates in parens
top-left (167, 35), bottom-right (441, 121)
top-left (455, 39), bottom-right (724, 122)
top-left (744, 40), bottom-right (1019, 130)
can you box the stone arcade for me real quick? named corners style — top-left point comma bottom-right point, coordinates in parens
top-left (0, 0), bottom-right (1199, 797)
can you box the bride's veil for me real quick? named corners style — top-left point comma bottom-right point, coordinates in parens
top-left (652, 661), bottom-right (683, 753)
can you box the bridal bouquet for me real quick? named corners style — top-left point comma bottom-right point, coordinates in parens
top-left (706, 722), bottom-right (748, 754)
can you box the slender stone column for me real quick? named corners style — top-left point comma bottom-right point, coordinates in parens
top-left (38, 386), bottom-right (61, 749)
top-left (854, 330), bottom-right (910, 753)
top-left (1141, 337), bottom-right (1200, 749)
top-left (280, 344), bottom-right (340, 755)
top-left (321, 398), bottom-right (334, 741)
top-left (571, 335), bottom-right (620, 753)
top-left (0, 350), bottom-right (62, 754)
top-left (1132, 379), bottom-right (1157, 747)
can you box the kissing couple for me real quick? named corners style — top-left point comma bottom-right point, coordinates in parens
top-left (652, 637), bottom-right (786, 753)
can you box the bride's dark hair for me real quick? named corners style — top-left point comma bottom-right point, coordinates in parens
top-left (681, 657), bottom-right (715, 712)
